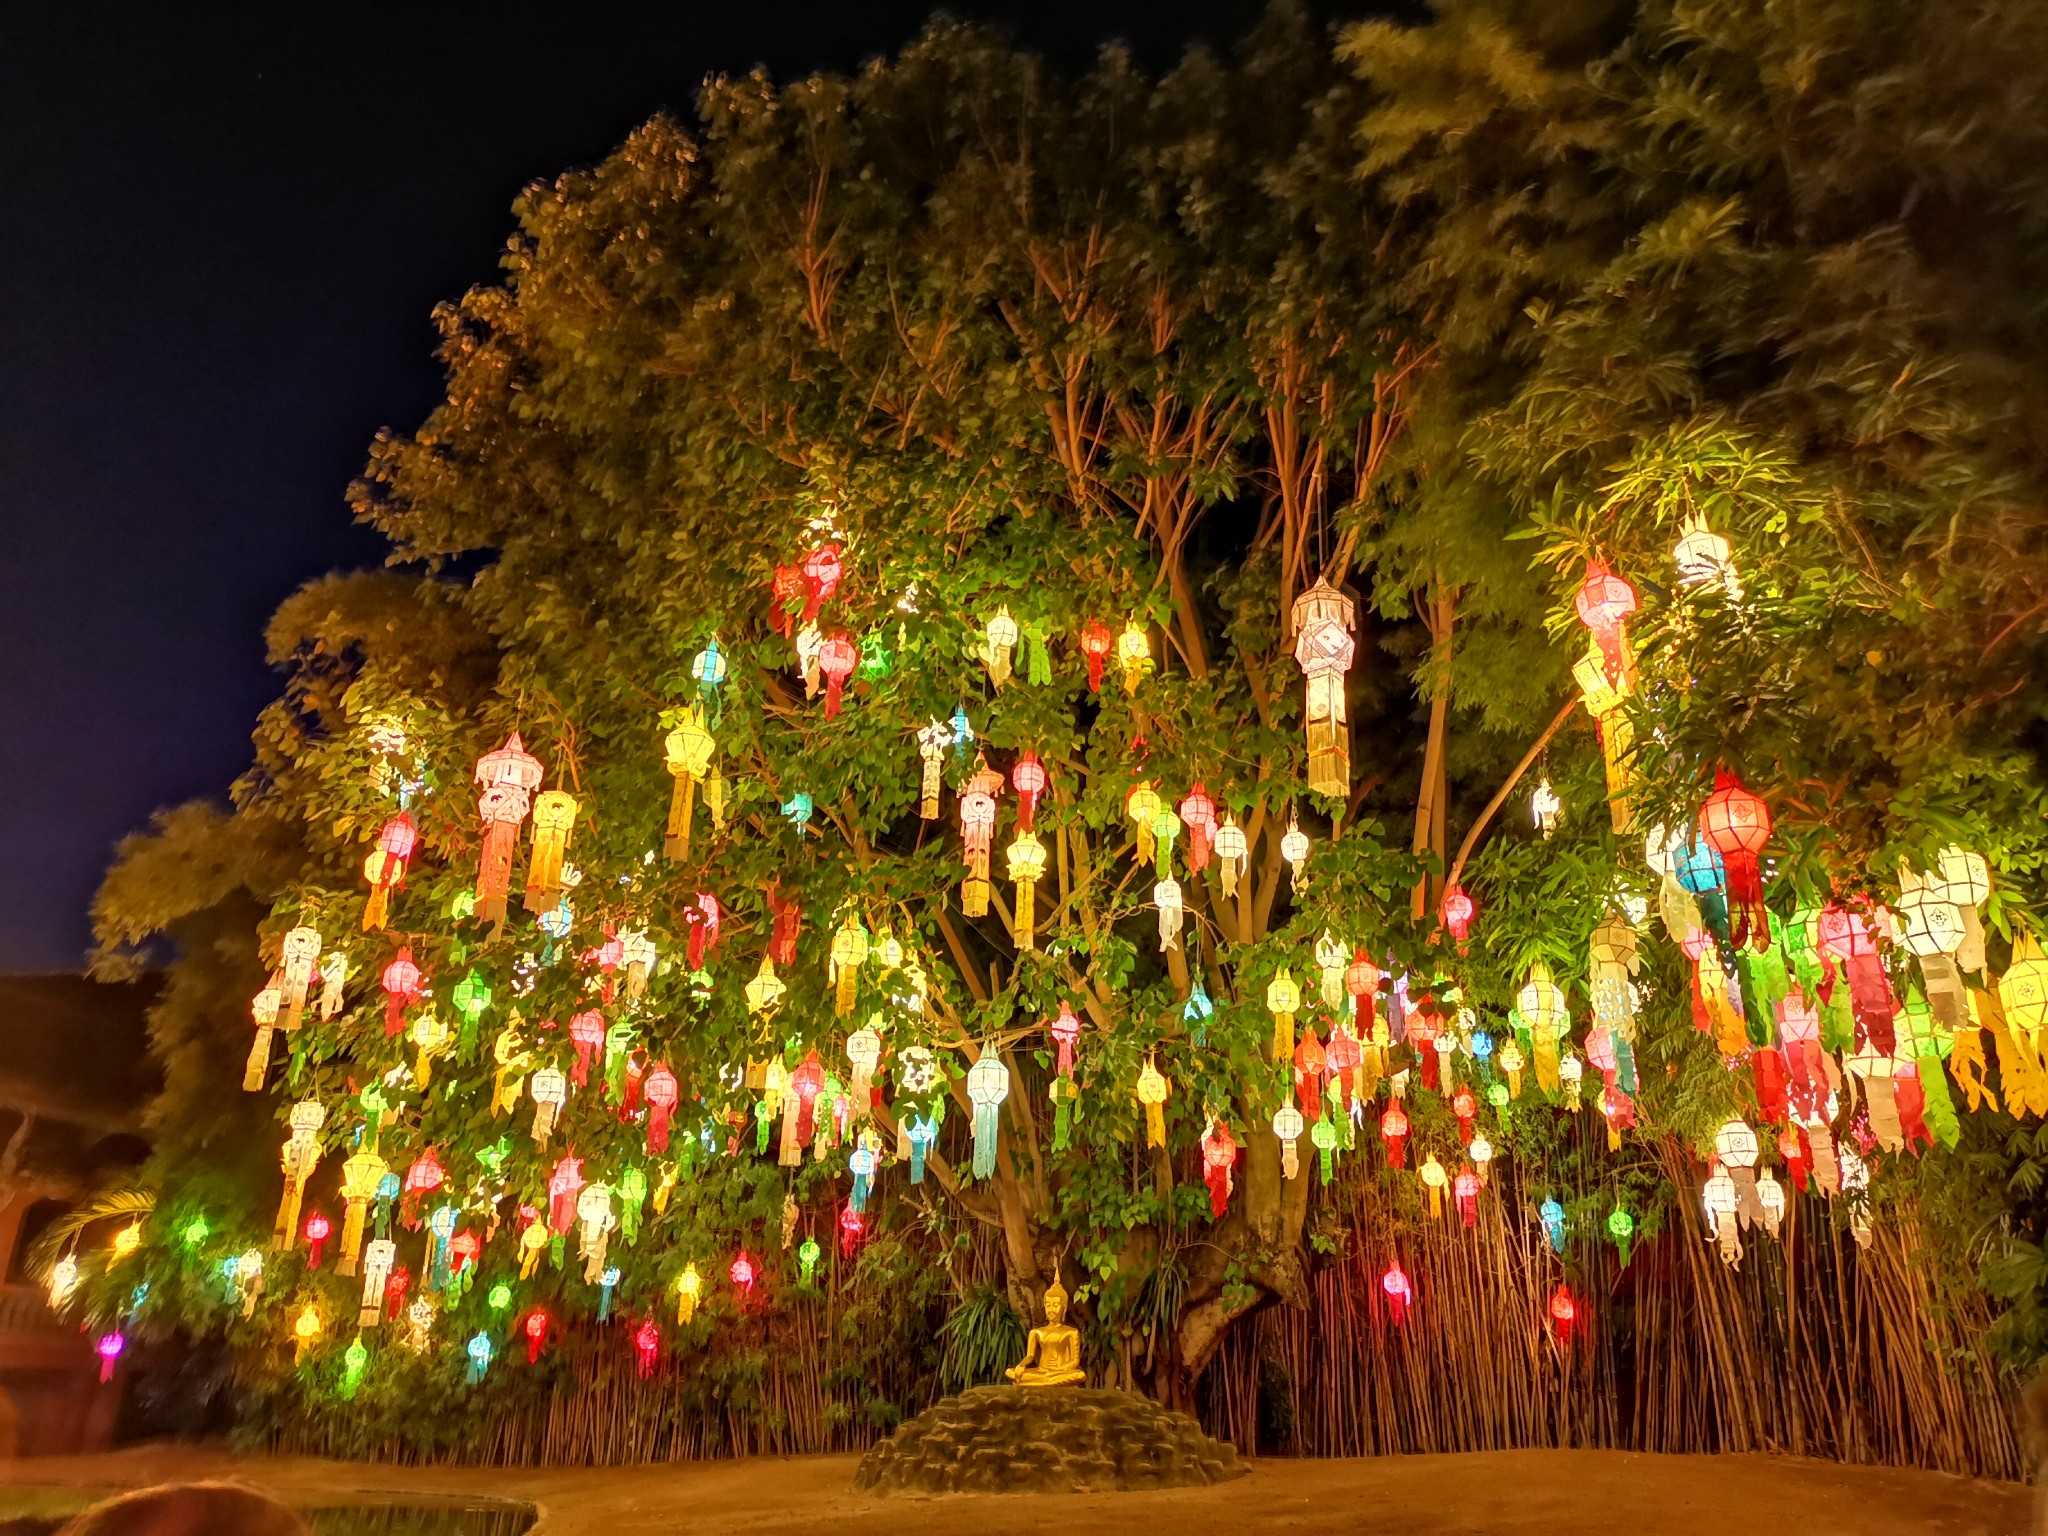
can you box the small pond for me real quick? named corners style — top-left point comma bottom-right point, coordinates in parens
top-left (0, 1489), bottom-right (533, 1536)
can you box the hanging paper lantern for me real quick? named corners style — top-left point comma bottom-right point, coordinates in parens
top-left (828, 912), bottom-right (869, 1016)
top-left (674, 1264), bottom-right (704, 1324)
top-left (1116, 622), bottom-right (1150, 693)
top-left (1420, 1154), bottom-right (1448, 1218)
top-left (632, 1317), bottom-right (662, 1380)
top-left (801, 543), bottom-right (843, 619)
top-left (1531, 778), bottom-right (1561, 839)
top-left (1078, 619), bottom-right (1113, 692)
top-left (1607, 1207), bottom-right (1634, 1265)
top-left (1178, 785), bottom-right (1217, 871)
top-left (967, 1047), bottom-right (1010, 1179)
top-left (1153, 877), bottom-right (1183, 953)
top-left (522, 790), bottom-right (578, 915)
top-left (1538, 1198), bottom-right (1565, 1254)
top-left (1571, 643), bottom-right (1635, 832)
top-left (981, 607), bottom-right (1019, 687)
top-left (473, 734), bottom-right (544, 927)
top-left (1558, 1052), bottom-right (1584, 1110)
top-left (1673, 513), bottom-right (1740, 597)
top-left (1452, 1169), bottom-right (1481, 1228)
top-left (111, 1221), bottom-right (140, 1261)
top-left (1380, 1101), bottom-right (1408, 1170)
top-left (520, 1309), bottom-right (549, 1364)
top-left (1933, 845), bottom-right (1993, 974)
top-left (1548, 1286), bottom-right (1576, 1338)
top-left (915, 720), bottom-right (952, 821)
top-left (1310, 1117), bottom-right (1340, 1185)
top-left (1441, 886), bottom-right (1474, 945)
top-left (336, 1150), bottom-right (387, 1278)
top-left (817, 634), bottom-right (859, 718)
top-left (1281, 819), bottom-right (1310, 887)
top-left (48, 1254), bottom-right (79, 1310)
top-left (1214, 817), bottom-right (1248, 899)
top-left (1714, 1119), bottom-right (1763, 1223)
top-left (1008, 833), bottom-right (1049, 950)
top-left (1291, 578), bottom-right (1357, 797)
top-left (576, 1184), bottom-right (615, 1282)
top-left (241, 985), bottom-right (283, 1093)
top-left (1295, 1030), bottom-right (1327, 1124)
top-left (729, 1251), bottom-right (758, 1298)
top-left (1573, 559), bottom-right (1638, 680)
top-left (663, 706), bottom-right (716, 863)
top-left (1702, 1171), bottom-right (1742, 1265)
top-left (409, 1005), bottom-right (451, 1091)
top-left (1817, 904), bottom-right (1897, 1054)
top-left (1009, 754), bottom-right (1049, 832)
top-left (1135, 1057), bottom-right (1170, 1149)
top-left (1049, 1002), bottom-right (1082, 1078)
top-left (1697, 770), bottom-right (1771, 949)
top-left (1381, 1266), bottom-right (1412, 1326)
top-left (1273, 1102), bottom-right (1305, 1180)
top-left (1451, 1086), bottom-right (1477, 1145)
top-left (1201, 1119), bottom-right (1237, 1217)
top-left (358, 1240), bottom-right (397, 1329)
top-left (959, 760), bottom-right (1002, 917)
top-left (95, 1331), bottom-right (125, 1383)
top-left (1266, 969), bottom-right (1301, 1062)
top-left (272, 1098), bottom-right (326, 1250)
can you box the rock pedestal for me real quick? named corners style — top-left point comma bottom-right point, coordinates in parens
top-left (854, 1384), bottom-right (1244, 1495)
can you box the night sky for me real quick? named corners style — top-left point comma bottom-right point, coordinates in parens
top-left (0, 1), bottom-right (1368, 972)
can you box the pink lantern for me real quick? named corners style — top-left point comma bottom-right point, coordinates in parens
top-left (1049, 1002), bottom-right (1082, 1078)
top-left (380, 949), bottom-right (423, 1038)
top-left (643, 1065), bottom-right (679, 1154)
top-left (1012, 754), bottom-right (1048, 831)
top-left (568, 1011), bottom-right (605, 1087)
top-left (818, 635), bottom-right (858, 718)
top-left (1381, 1266), bottom-right (1412, 1326)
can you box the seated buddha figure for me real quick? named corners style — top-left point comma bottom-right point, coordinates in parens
top-left (1005, 1271), bottom-right (1085, 1387)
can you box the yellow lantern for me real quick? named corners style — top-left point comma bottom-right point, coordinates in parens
top-left (522, 789), bottom-right (578, 913)
top-left (1999, 933), bottom-right (2048, 1055)
top-left (48, 1254), bottom-right (79, 1310)
top-left (1135, 1056), bottom-right (1170, 1148)
top-left (243, 983), bottom-right (283, 1093)
top-left (273, 1098), bottom-right (326, 1251)
top-left (676, 1263), bottom-right (703, 1324)
top-left (338, 1148), bottom-right (388, 1277)
top-left (293, 1304), bottom-right (323, 1362)
top-left (983, 607), bottom-right (1019, 687)
top-left (1420, 1154), bottom-right (1448, 1218)
top-left (915, 720), bottom-right (951, 820)
top-left (829, 913), bottom-right (869, 1017)
top-left (491, 1020), bottom-right (528, 1116)
top-left (1290, 578), bottom-right (1355, 798)
top-left (1126, 782), bottom-right (1163, 863)
top-left (663, 706), bottom-right (716, 862)
top-left (1116, 622), bottom-right (1150, 693)
top-left (410, 1006), bottom-right (451, 1092)
top-left (277, 926), bottom-right (322, 1032)
top-left (1572, 644), bottom-right (1634, 832)
top-left (1516, 964), bottom-right (1567, 1093)
top-left (111, 1222), bottom-right (141, 1261)
top-left (1314, 931), bottom-right (1347, 1011)
top-left (1497, 1038), bottom-right (1525, 1099)
top-left (745, 956), bottom-right (786, 1017)
top-left (1266, 969), bottom-right (1301, 1062)
top-left (1007, 832), bottom-right (1048, 950)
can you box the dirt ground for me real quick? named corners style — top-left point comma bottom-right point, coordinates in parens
top-left (0, 1444), bottom-right (2031, 1536)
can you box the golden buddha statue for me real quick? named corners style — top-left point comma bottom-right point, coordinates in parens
top-left (1005, 1270), bottom-right (1085, 1387)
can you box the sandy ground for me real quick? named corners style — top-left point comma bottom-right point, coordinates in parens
top-left (0, 1444), bottom-right (2031, 1536)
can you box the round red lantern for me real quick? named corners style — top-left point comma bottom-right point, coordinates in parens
top-left (1698, 768), bottom-right (1772, 948)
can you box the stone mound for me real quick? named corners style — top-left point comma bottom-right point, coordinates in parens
top-left (854, 1384), bottom-right (1244, 1495)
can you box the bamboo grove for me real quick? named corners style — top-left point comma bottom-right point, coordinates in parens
top-left (76, 0), bottom-right (2048, 1467)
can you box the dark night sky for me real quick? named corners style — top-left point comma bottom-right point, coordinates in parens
top-left (0, 1), bottom-right (1371, 972)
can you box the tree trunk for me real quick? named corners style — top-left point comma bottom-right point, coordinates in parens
top-left (1411, 581), bottom-right (1456, 920)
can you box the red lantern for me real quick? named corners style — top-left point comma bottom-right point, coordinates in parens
top-left (568, 1010), bottom-right (605, 1088)
top-left (547, 1154), bottom-right (584, 1235)
top-left (523, 1309), bottom-right (549, 1364)
top-left (400, 1149), bottom-right (443, 1229)
top-left (1293, 1030), bottom-right (1326, 1125)
top-left (1698, 769), bottom-right (1772, 949)
top-left (1451, 1087), bottom-right (1477, 1145)
top-left (1381, 1265), bottom-right (1413, 1326)
top-left (384, 1265), bottom-right (411, 1322)
top-left (303, 1211), bottom-right (331, 1269)
top-left (1441, 886), bottom-right (1475, 945)
top-left (1453, 1169), bottom-right (1481, 1228)
top-left (1573, 559), bottom-right (1638, 679)
top-left (1012, 755), bottom-right (1048, 831)
top-left (1549, 1284), bottom-right (1576, 1335)
top-left (817, 634), bottom-right (858, 718)
top-left (1201, 1120), bottom-right (1237, 1218)
top-left (1078, 620), bottom-right (1113, 693)
top-left (380, 948), bottom-right (423, 1038)
top-left (634, 1317), bottom-right (661, 1379)
top-left (1345, 949), bottom-right (1380, 1035)
top-left (801, 544), bottom-right (843, 620)
top-left (729, 1251), bottom-right (758, 1295)
top-left (768, 564), bottom-right (804, 637)
top-left (1816, 904), bottom-right (1896, 1055)
top-left (1048, 1002), bottom-right (1081, 1078)
top-left (791, 1052), bottom-right (827, 1145)
top-left (1178, 784), bottom-right (1217, 870)
top-left (644, 1064), bottom-right (679, 1154)
top-left (1380, 1102), bottom-right (1409, 1170)
top-left (1324, 1027), bottom-right (1361, 1106)
top-left (839, 1205), bottom-right (866, 1259)
top-left (449, 1228), bottom-right (480, 1279)
top-left (686, 891), bottom-right (721, 971)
